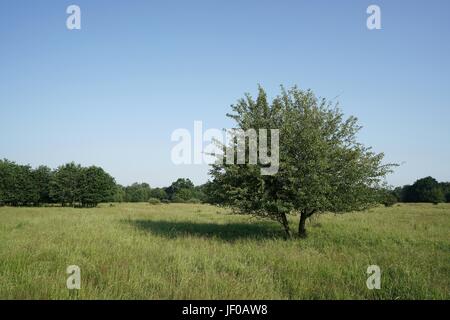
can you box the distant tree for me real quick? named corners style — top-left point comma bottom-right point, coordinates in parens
top-left (405, 177), bottom-right (446, 204)
top-left (207, 86), bottom-right (395, 238)
top-left (114, 185), bottom-right (126, 202)
top-left (193, 185), bottom-right (207, 202)
top-left (440, 182), bottom-right (450, 203)
top-left (392, 186), bottom-right (403, 202)
top-left (50, 162), bottom-right (83, 206)
top-left (202, 181), bottom-right (218, 204)
top-left (31, 166), bottom-right (52, 205)
top-left (1, 159), bottom-right (118, 207)
top-left (78, 166), bottom-right (116, 207)
top-left (165, 178), bottom-right (195, 201)
top-left (0, 159), bottom-right (39, 206)
top-left (0, 159), bottom-right (15, 205)
top-left (148, 197), bottom-right (161, 205)
top-left (149, 187), bottom-right (168, 201)
top-left (124, 183), bottom-right (151, 202)
top-left (399, 184), bottom-right (414, 202)
top-left (173, 188), bottom-right (195, 202)
top-left (379, 189), bottom-right (398, 207)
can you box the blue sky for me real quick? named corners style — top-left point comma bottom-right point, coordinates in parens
top-left (0, 0), bottom-right (449, 187)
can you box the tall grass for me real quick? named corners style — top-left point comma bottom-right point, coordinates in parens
top-left (0, 203), bottom-right (448, 299)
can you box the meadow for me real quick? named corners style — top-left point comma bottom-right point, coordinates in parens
top-left (0, 203), bottom-right (448, 299)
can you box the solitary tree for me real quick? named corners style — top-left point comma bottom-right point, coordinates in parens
top-left (207, 86), bottom-right (395, 238)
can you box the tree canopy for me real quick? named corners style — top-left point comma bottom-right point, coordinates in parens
top-left (394, 177), bottom-right (447, 204)
top-left (0, 159), bottom-right (207, 207)
top-left (206, 86), bottom-right (396, 237)
top-left (0, 160), bottom-right (116, 207)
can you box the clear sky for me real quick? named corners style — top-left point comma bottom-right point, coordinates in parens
top-left (1, 0), bottom-right (449, 187)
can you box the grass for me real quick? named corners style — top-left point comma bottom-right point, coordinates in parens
top-left (0, 203), bottom-right (448, 299)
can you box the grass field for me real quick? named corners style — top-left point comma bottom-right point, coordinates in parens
top-left (0, 203), bottom-right (448, 299)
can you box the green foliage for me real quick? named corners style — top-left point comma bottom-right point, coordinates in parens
top-left (397, 177), bottom-right (446, 204)
top-left (164, 178), bottom-right (205, 203)
top-left (78, 166), bottom-right (116, 207)
top-left (0, 158), bottom-right (206, 207)
top-left (0, 160), bottom-right (116, 208)
top-left (50, 163), bottom-right (116, 207)
top-left (32, 166), bottom-right (52, 204)
top-left (439, 182), bottom-right (450, 203)
top-left (165, 178), bottom-right (194, 201)
top-left (113, 185), bottom-right (126, 203)
top-left (0, 159), bottom-right (50, 206)
top-left (412, 177), bottom-right (445, 204)
top-left (207, 86), bottom-right (395, 237)
top-left (379, 189), bottom-right (398, 207)
top-left (148, 197), bottom-right (161, 205)
top-left (124, 183), bottom-right (151, 202)
top-left (149, 188), bottom-right (168, 201)
top-left (50, 162), bottom-right (83, 206)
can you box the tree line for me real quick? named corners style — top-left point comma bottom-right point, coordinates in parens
top-left (391, 176), bottom-right (450, 204)
top-left (1, 156), bottom-right (448, 210)
top-left (114, 178), bottom-right (206, 204)
top-left (0, 159), bottom-right (206, 207)
top-left (0, 160), bottom-right (116, 207)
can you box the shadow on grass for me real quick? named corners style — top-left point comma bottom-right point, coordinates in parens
top-left (125, 219), bottom-right (285, 241)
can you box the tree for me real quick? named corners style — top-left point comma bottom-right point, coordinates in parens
top-left (50, 163), bottom-right (83, 206)
top-left (410, 177), bottom-right (445, 204)
top-left (78, 166), bottom-right (116, 207)
top-left (0, 159), bottom-right (24, 205)
top-left (1, 159), bottom-right (118, 207)
top-left (165, 178), bottom-right (195, 201)
top-left (439, 182), bottom-right (450, 203)
top-left (207, 86), bottom-right (395, 237)
top-left (379, 188), bottom-right (397, 207)
top-left (0, 159), bottom-right (39, 206)
top-left (32, 166), bottom-right (52, 205)
top-left (399, 184), bottom-right (414, 202)
top-left (114, 185), bottom-right (126, 202)
top-left (124, 183), bottom-right (151, 202)
top-left (149, 187), bottom-right (168, 201)
top-left (393, 178), bottom-right (448, 204)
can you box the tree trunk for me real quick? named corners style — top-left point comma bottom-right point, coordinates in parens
top-left (280, 213), bottom-right (291, 238)
top-left (298, 210), bottom-right (308, 238)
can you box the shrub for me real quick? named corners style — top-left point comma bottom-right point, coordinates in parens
top-left (171, 196), bottom-right (186, 203)
top-left (187, 198), bottom-right (201, 204)
top-left (382, 193), bottom-right (398, 207)
top-left (148, 198), bottom-right (161, 205)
